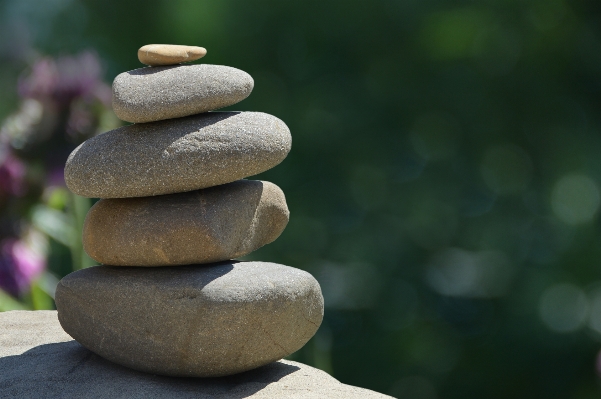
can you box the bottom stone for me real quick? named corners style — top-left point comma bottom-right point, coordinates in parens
top-left (55, 262), bottom-right (324, 377)
top-left (0, 311), bottom-right (392, 398)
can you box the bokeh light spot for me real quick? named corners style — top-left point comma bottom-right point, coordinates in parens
top-left (426, 248), bottom-right (513, 298)
top-left (317, 261), bottom-right (381, 310)
top-left (539, 283), bottom-right (588, 333)
top-left (587, 287), bottom-right (601, 335)
top-left (551, 174), bottom-right (600, 225)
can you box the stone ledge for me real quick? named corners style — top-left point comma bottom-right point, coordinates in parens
top-left (0, 311), bottom-right (392, 399)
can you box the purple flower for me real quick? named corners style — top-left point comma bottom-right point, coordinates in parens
top-left (0, 238), bottom-right (45, 297)
top-left (66, 100), bottom-right (96, 140)
top-left (18, 58), bottom-right (57, 101)
top-left (0, 154), bottom-right (26, 197)
top-left (18, 51), bottom-right (109, 106)
top-left (45, 166), bottom-right (65, 188)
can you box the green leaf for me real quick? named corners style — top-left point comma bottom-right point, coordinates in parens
top-left (0, 289), bottom-right (27, 311)
top-left (31, 205), bottom-right (76, 247)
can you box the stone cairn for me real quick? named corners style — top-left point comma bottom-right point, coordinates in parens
top-left (55, 44), bottom-right (324, 377)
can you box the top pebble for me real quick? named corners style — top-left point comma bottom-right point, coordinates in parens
top-left (138, 44), bottom-right (207, 66)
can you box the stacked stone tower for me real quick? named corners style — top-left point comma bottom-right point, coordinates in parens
top-left (55, 45), bottom-right (324, 377)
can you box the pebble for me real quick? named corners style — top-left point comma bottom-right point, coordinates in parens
top-left (64, 111), bottom-right (291, 198)
top-left (83, 180), bottom-right (289, 266)
top-left (138, 44), bottom-right (207, 66)
top-left (55, 262), bottom-right (324, 377)
top-left (112, 64), bottom-right (253, 123)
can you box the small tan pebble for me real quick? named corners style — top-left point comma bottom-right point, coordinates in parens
top-left (138, 44), bottom-right (207, 66)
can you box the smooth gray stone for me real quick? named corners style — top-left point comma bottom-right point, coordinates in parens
top-left (0, 311), bottom-right (394, 398)
top-left (83, 180), bottom-right (289, 266)
top-left (112, 64), bottom-right (253, 123)
top-left (55, 262), bottom-right (324, 378)
top-left (64, 112), bottom-right (291, 198)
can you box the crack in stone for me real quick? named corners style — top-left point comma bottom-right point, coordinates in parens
top-left (303, 317), bottom-right (319, 328)
top-left (262, 328), bottom-right (288, 354)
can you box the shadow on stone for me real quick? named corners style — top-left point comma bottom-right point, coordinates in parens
top-left (125, 110), bottom-right (241, 137)
top-left (127, 64), bottom-right (198, 76)
top-left (0, 340), bottom-right (300, 398)
top-left (98, 260), bottom-right (239, 287)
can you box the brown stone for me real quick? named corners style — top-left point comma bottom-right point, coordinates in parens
top-left (55, 262), bottom-right (325, 378)
top-left (83, 180), bottom-right (289, 266)
top-left (138, 44), bottom-right (207, 66)
top-left (64, 112), bottom-right (291, 198)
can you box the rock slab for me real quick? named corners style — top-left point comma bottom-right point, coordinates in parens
top-left (138, 44), bottom-right (207, 66)
top-left (113, 64), bottom-right (253, 123)
top-left (65, 111), bottom-right (291, 198)
top-left (0, 311), bottom-right (391, 398)
top-left (55, 262), bottom-right (324, 377)
top-left (83, 180), bottom-right (289, 266)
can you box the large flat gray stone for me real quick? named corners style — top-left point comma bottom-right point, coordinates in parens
top-left (64, 111), bottom-right (291, 198)
top-left (83, 180), bottom-right (289, 266)
top-left (55, 262), bottom-right (324, 377)
top-left (112, 64), bottom-right (253, 123)
top-left (0, 311), bottom-right (391, 398)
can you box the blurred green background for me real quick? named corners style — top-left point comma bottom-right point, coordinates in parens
top-left (2, 0), bottom-right (601, 397)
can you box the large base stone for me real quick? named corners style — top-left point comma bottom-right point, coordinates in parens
top-left (55, 262), bottom-right (323, 377)
top-left (0, 311), bottom-right (392, 398)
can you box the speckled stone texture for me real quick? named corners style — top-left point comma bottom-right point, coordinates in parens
top-left (83, 180), bottom-right (289, 266)
top-left (64, 112), bottom-right (291, 198)
top-left (0, 311), bottom-right (391, 398)
top-left (138, 44), bottom-right (206, 66)
top-left (55, 262), bottom-right (324, 378)
top-left (112, 64), bottom-right (253, 123)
